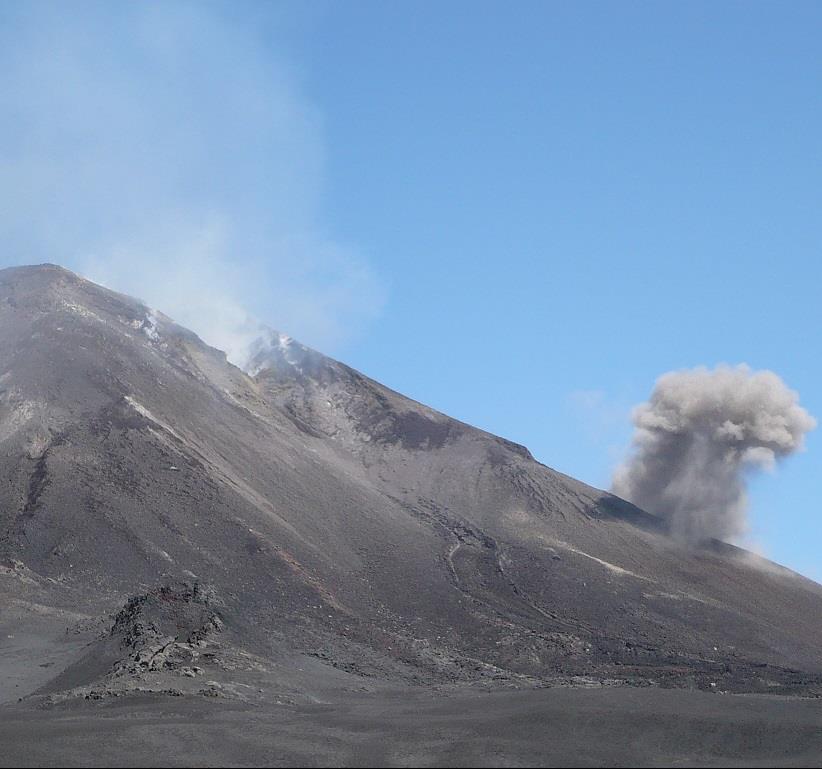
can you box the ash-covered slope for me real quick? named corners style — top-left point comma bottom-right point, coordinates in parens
top-left (1, 264), bottom-right (822, 704)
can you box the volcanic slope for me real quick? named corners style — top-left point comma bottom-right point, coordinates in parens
top-left (1, 263), bottom-right (822, 712)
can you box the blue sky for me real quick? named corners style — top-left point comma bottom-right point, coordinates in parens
top-left (1, 2), bottom-right (820, 579)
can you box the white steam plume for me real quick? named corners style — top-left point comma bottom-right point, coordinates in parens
top-left (0, 1), bottom-right (384, 367)
top-left (612, 365), bottom-right (815, 542)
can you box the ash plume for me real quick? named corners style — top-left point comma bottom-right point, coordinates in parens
top-left (612, 365), bottom-right (815, 542)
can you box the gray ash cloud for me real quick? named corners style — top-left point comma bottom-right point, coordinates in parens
top-left (613, 365), bottom-right (815, 542)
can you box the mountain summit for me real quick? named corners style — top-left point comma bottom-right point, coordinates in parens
top-left (1, 264), bottom-right (821, 713)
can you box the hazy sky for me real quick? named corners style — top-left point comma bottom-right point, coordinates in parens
top-left (1, 1), bottom-right (820, 580)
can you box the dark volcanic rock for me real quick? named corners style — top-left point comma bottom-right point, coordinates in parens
top-left (108, 582), bottom-right (223, 667)
top-left (0, 264), bottom-right (821, 705)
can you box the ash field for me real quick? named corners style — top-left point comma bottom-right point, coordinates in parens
top-left (1, 264), bottom-right (821, 767)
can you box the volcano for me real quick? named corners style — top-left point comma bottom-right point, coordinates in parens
top-left (1, 264), bottom-right (821, 767)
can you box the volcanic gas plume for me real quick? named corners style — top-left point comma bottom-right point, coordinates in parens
top-left (612, 365), bottom-right (815, 542)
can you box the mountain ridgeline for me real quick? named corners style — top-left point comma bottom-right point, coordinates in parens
top-left (1, 264), bottom-right (821, 705)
